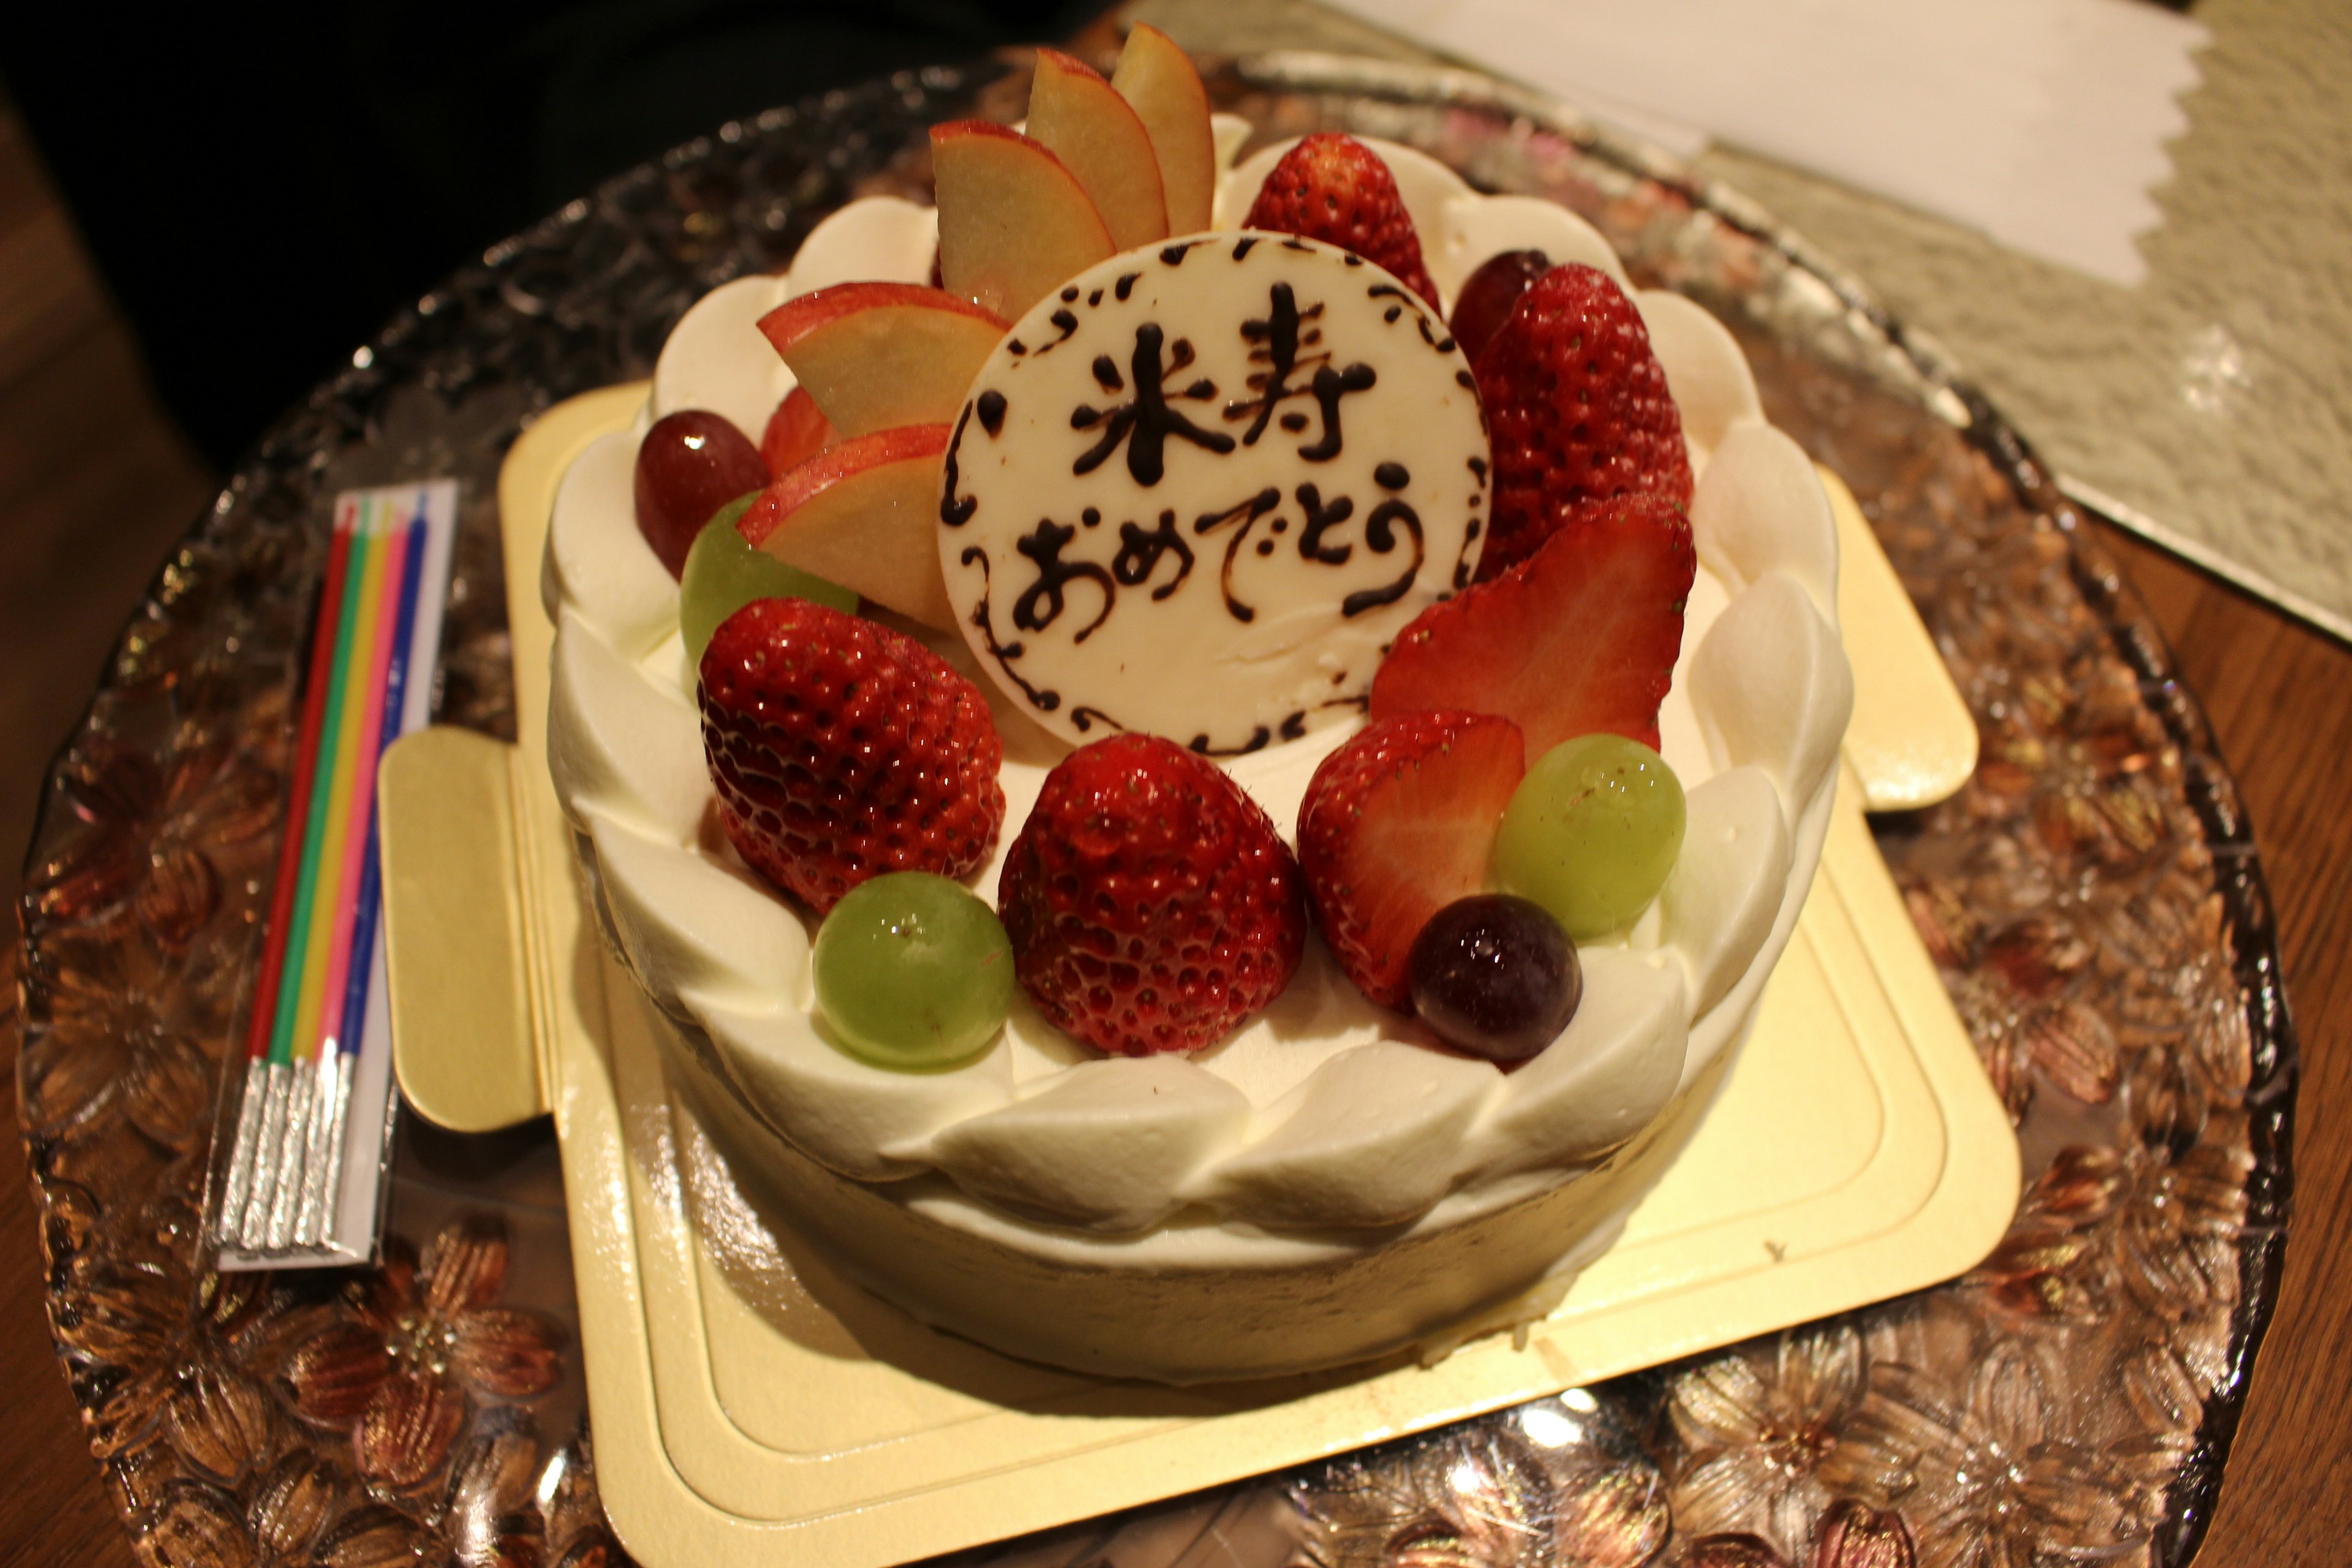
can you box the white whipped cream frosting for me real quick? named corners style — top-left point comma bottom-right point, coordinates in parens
top-left (544, 133), bottom-right (1853, 1236)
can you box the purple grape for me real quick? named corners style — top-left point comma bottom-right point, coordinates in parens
top-left (635, 409), bottom-right (769, 579)
top-left (1408, 894), bottom-right (1581, 1063)
top-left (1448, 249), bottom-right (1553, 367)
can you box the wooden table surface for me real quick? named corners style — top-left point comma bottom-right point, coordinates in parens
top-left (3, 87), bottom-right (2348, 1568)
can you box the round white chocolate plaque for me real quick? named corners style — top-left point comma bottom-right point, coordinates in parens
top-left (939, 235), bottom-right (1489, 755)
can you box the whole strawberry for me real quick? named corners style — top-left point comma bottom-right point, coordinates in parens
top-left (1244, 132), bottom-right (1441, 307)
top-left (1475, 263), bottom-right (1692, 579)
top-left (699, 597), bottom-right (1004, 914)
top-left (1297, 712), bottom-right (1526, 1009)
top-left (1000, 733), bottom-right (1305, 1056)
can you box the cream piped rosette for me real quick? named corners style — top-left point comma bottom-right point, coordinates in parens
top-left (543, 135), bottom-right (1852, 1238)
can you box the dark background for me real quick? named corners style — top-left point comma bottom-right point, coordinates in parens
top-left (0, 0), bottom-right (1095, 472)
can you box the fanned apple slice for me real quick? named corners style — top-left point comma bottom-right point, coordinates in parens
top-left (758, 283), bottom-right (1007, 437)
top-left (1027, 48), bottom-right (1170, 251)
top-left (1110, 24), bottom-right (1216, 235)
top-left (737, 425), bottom-right (956, 630)
top-left (930, 120), bottom-right (1115, 322)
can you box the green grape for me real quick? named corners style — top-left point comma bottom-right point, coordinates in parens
top-left (812, 872), bottom-right (1014, 1070)
top-left (1492, 734), bottom-right (1686, 941)
top-left (679, 494), bottom-right (858, 668)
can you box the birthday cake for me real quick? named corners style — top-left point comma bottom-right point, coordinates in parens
top-left (543, 32), bottom-right (1853, 1382)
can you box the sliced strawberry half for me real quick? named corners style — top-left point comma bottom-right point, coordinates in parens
top-left (1297, 711), bottom-right (1526, 1009)
top-left (1370, 492), bottom-right (1695, 757)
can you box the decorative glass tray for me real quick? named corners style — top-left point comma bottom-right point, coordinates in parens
top-left (11, 51), bottom-right (2293, 1568)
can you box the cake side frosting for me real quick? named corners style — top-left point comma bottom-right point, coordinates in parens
top-left (543, 133), bottom-right (1853, 1240)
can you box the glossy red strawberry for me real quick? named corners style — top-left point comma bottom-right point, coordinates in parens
top-left (999, 733), bottom-right (1305, 1056)
top-left (1371, 493), bottom-right (1695, 756)
top-left (1243, 132), bottom-right (1441, 307)
top-left (1474, 263), bottom-right (1692, 579)
top-left (699, 597), bottom-right (1004, 914)
top-left (1297, 712), bottom-right (1526, 1009)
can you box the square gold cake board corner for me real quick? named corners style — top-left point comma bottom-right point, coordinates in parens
top-left (382, 385), bottom-right (2018, 1568)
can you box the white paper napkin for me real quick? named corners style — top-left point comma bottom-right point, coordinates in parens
top-left (1319, 0), bottom-right (2209, 284)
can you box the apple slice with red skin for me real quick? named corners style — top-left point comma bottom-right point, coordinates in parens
top-left (757, 283), bottom-right (1008, 437)
top-left (1026, 48), bottom-right (1169, 251)
top-left (930, 119), bottom-right (1115, 321)
top-left (1111, 24), bottom-right (1216, 235)
top-left (737, 424), bottom-right (956, 631)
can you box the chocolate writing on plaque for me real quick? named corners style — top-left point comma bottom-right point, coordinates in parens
top-left (1071, 326), bottom-right (1233, 484)
top-left (940, 235), bottom-right (1488, 755)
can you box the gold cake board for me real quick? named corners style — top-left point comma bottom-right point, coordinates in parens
top-left (380, 384), bottom-right (2015, 1568)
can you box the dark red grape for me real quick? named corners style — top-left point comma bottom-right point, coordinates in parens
top-left (1449, 249), bottom-right (1552, 368)
top-left (1408, 894), bottom-right (1580, 1062)
top-left (634, 409), bottom-right (769, 579)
